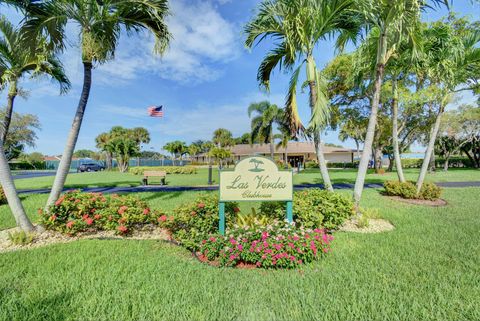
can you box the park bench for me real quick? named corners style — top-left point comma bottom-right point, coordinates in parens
top-left (142, 171), bottom-right (167, 186)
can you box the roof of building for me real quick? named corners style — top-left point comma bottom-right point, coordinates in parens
top-left (198, 142), bottom-right (356, 156)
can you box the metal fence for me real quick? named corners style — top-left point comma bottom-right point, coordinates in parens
top-left (45, 158), bottom-right (190, 170)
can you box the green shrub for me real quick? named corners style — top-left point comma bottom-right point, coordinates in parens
top-left (129, 166), bottom-right (197, 175)
top-left (40, 190), bottom-right (162, 235)
top-left (233, 208), bottom-right (276, 228)
top-left (199, 221), bottom-right (334, 269)
top-left (159, 194), bottom-right (238, 250)
top-left (275, 160), bottom-right (292, 169)
top-left (383, 181), bottom-right (442, 200)
top-left (0, 187), bottom-right (6, 205)
top-left (400, 159), bottom-right (423, 169)
top-left (305, 161), bottom-right (359, 169)
top-left (8, 231), bottom-right (35, 245)
top-left (259, 189), bottom-right (354, 230)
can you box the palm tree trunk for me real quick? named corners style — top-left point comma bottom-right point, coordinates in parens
top-left (270, 129), bottom-right (274, 160)
top-left (306, 55), bottom-right (333, 192)
top-left (314, 131), bottom-right (333, 192)
top-left (1, 80), bottom-right (18, 144)
top-left (416, 102), bottom-right (444, 194)
top-left (46, 62), bottom-right (92, 207)
top-left (106, 152), bottom-right (113, 170)
top-left (391, 77), bottom-right (405, 182)
top-left (0, 141), bottom-right (34, 232)
top-left (353, 32), bottom-right (387, 210)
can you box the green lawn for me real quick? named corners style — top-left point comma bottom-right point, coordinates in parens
top-left (12, 167), bottom-right (480, 190)
top-left (294, 167), bottom-right (480, 185)
top-left (0, 187), bottom-right (479, 320)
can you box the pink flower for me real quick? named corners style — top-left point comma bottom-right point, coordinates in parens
top-left (293, 235), bottom-right (300, 241)
top-left (82, 214), bottom-right (90, 221)
top-left (229, 238), bottom-right (237, 245)
top-left (66, 221), bottom-right (75, 229)
top-left (209, 237), bottom-right (217, 242)
top-left (37, 208), bottom-right (43, 215)
top-left (143, 208), bottom-right (150, 215)
top-left (169, 216), bottom-right (174, 221)
top-left (229, 255), bottom-right (236, 260)
top-left (74, 199), bottom-right (80, 204)
top-left (158, 215), bottom-right (167, 222)
top-left (94, 214), bottom-right (102, 220)
top-left (190, 211), bottom-right (197, 216)
top-left (86, 218), bottom-right (94, 226)
top-left (256, 262), bottom-right (261, 267)
top-left (117, 225), bottom-right (128, 234)
top-left (261, 231), bottom-right (269, 240)
top-left (197, 203), bottom-right (205, 209)
top-left (237, 244), bottom-right (243, 251)
top-left (108, 215), bottom-right (113, 221)
top-left (202, 240), bottom-right (207, 244)
top-left (49, 215), bottom-right (57, 221)
top-left (90, 208), bottom-right (96, 213)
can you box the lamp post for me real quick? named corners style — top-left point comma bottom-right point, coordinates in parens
top-left (208, 164), bottom-right (213, 185)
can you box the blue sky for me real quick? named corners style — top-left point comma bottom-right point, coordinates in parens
top-left (0, 0), bottom-right (479, 156)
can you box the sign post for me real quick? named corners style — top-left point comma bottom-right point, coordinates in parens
top-left (218, 156), bottom-right (293, 235)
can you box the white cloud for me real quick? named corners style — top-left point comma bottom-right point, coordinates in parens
top-left (93, 0), bottom-right (240, 85)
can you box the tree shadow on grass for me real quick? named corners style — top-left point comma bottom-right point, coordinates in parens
top-left (0, 286), bottom-right (74, 321)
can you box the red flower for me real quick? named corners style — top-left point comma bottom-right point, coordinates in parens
top-left (37, 208), bottom-right (43, 215)
top-left (233, 207), bottom-right (240, 213)
top-left (169, 216), bottom-right (174, 221)
top-left (108, 215), bottom-right (113, 221)
top-left (143, 208), bottom-right (150, 215)
top-left (54, 197), bottom-right (64, 206)
top-left (197, 203), bottom-right (205, 209)
top-left (82, 214), bottom-right (90, 221)
top-left (190, 211), bottom-right (197, 216)
top-left (74, 199), bottom-right (80, 204)
top-left (118, 206), bottom-right (128, 215)
top-left (90, 208), bottom-right (96, 213)
top-left (86, 218), bottom-right (94, 226)
top-left (94, 214), bottom-right (102, 220)
top-left (158, 215), bottom-right (167, 222)
top-left (49, 215), bottom-right (57, 221)
top-left (66, 221), bottom-right (75, 229)
top-left (117, 225), bottom-right (128, 233)
top-left (119, 218), bottom-right (126, 224)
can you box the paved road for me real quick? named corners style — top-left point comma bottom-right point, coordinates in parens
top-left (13, 171), bottom-right (58, 180)
top-left (16, 181), bottom-right (480, 195)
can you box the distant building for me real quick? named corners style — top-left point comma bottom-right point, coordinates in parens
top-left (194, 142), bottom-right (357, 167)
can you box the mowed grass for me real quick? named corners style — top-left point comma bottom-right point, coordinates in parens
top-left (12, 167), bottom-right (480, 190)
top-left (0, 188), bottom-right (479, 320)
top-left (293, 167), bottom-right (480, 185)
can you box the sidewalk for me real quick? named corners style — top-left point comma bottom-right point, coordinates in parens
top-left (16, 181), bottom-right (480, 195)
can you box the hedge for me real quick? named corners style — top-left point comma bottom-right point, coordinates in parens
top-left (129, 166), bottom-right (197, 175)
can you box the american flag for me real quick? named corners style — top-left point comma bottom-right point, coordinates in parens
top-left (147, 105), bottom-right (164, 117)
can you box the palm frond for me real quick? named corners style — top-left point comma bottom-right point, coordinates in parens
top-left (285, 65), bottom-right (304, 135)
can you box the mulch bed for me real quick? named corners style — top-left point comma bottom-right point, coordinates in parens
top-left (340, 218), bottom-right (395, 233)
top-left (0, 225), bottom-right (170, 253)
top-left (387, 196), bottom-right (448, 207)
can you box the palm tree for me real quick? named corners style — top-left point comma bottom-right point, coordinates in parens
top-left (415, 19), bottom-right (479, 194)
top-left (0, 16), bottom-right (69, 232)
top-left (275, 121), bottom-right (295, 167)
top-left (95, 132), bottom-right (113, 170)
top-left (163, 141), bottom-right (187, 166)
top-left (0, 15), bottom-right (70, 143)
top-left (350, 0), bottom-right (448, 209)
top-left (245, 0), bottom-right (358, 192)
top-left (212, 128), bottom-right (233, 148)
top-left (12, 0), bottom-right (171, 207)
top-left (248, 101), bottom-right (284, 159)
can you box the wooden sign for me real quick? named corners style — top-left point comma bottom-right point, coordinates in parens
top-left (218, 156), bottom-right (293, 234)
top-left (220, 156), bottom-right (293, 201)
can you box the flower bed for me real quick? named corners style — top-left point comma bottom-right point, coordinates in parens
top-left (199, 221), bottom-right (333, 269)
top-left (39, 190), bottom-right (165, 235)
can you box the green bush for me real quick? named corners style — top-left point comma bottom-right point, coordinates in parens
top-left (400, 159), bottom-right (423, 169)
top-left (40, 190), bottom-right (162, 235)
top-left (8, 231), bottom-right (35, 245)
top-left (259, 189), bottom-right (354, 230)
top-left (383, 181), bottom-right (442, 200)
top-left (159, 194), bottom-right (238, 250)
top-left (129, 166), bottom-right (197, 175)
top-left (199, 221), bottom-right (334, 269)
top-left (0, 187), bottom-right (6, 205)
top-left (305, 160), bottom-right (358, 169)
